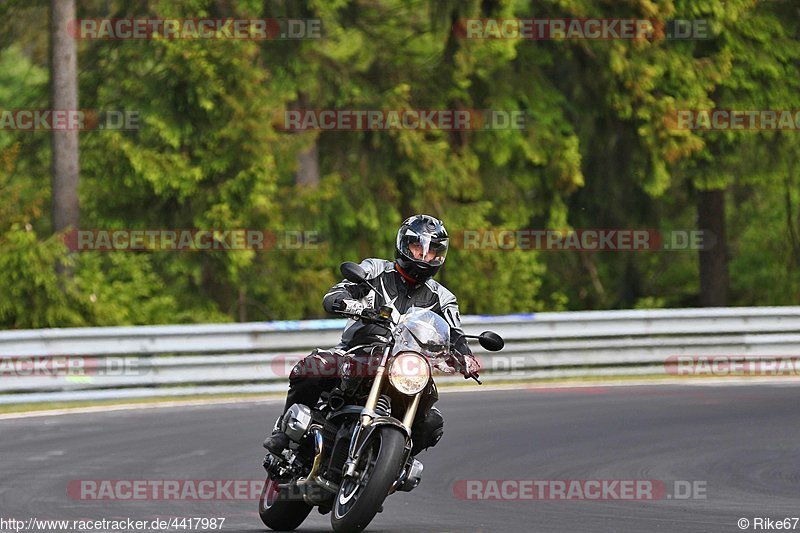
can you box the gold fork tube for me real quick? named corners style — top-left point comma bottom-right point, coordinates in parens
top-left (402, 393), bottom-right (421, 430)
top-left (361, 365), bottom-right (386, 426)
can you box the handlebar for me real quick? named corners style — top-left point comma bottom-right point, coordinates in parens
top-left (334, 308), bottom-right (482, 384)
top-left (334, 309), bottom-right (394, 328)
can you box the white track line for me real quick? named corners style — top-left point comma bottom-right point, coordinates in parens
top-left (0, 396), bottom-right (283, 420)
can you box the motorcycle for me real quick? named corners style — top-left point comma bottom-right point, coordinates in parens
top-left (258, 262), bottom-right (504, 532)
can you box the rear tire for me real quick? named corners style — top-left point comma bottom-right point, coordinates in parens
top-left (258, 477), bottom-right (313, 531)
top-left (331, 427), bottom-right (406, 533)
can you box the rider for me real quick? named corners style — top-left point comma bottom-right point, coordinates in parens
top-left (263, 214), bottom-right (481, 456)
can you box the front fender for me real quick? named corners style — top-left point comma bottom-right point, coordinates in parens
top-left (350, 417), bottom-right (411, 467)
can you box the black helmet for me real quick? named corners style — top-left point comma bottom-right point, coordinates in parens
top-left (395, 214), bottom-right (449, 283)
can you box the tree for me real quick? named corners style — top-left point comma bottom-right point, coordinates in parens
top-left (50, 0), bottom-right (79, 238)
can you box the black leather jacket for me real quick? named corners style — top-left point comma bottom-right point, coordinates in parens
top-left (323, 258), bottom-right (472, 356)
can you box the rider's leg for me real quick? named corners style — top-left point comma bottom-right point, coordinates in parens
top-left (410, 406), bottom-right (444, 456)
top-left (263, 349), bottom-right (339, 453)
top-left (409, 383), bottom-right (444, 456)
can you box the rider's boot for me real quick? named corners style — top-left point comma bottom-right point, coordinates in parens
top-left (263, 349), bottom-right (338, 454)
top-left (263, 429), bottom-right (290, 454)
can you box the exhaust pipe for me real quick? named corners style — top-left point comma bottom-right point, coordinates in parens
top-left (295, 428), bottom-right (334, 504)
top-left (298, 428), bottom-right (324, 486)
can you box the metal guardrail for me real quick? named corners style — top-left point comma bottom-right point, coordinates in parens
top-left (2, 306), bottom-right (800, 404)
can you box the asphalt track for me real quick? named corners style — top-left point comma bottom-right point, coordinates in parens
top-left (1, 383), bottom-right (799, 533)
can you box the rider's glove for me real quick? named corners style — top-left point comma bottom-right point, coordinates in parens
top-left (464, 354), bottom-right (481, 376)
top-left (450, 329), bottom-right (480, 377)
top-left (360, 307), bottom-right (380, 320)
top-left (447, 350), bottom-right (481, 378)
top-left (433, 360), bottom-right (457, 374)
top-left (333, 299), bottom-right (367, 315)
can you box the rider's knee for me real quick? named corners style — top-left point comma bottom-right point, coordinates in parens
top-left (289, 349), bottom-right (338, 385)
top-left (411, 407), bottom-right (444, 455)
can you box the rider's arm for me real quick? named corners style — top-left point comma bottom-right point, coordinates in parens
top-left (322, 281), bottom-right (368, 314)
top-left (322, 258), bottom-right (385, 314)
top-left (435, 284), bottom-right (467, 349)
top-left (436, 284), bottom-right (481, 374)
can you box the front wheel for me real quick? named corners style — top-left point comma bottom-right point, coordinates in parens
top-left (331, 427), bottom-right (406, 533)
top-left (258, 476), bottom-right (312, 531)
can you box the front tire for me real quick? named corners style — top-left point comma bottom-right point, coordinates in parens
top-left (331, 427), bottom-right (406, 533)
top-left (258, 477), bottom-right (312, 531)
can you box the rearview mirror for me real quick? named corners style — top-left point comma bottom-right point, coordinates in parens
top-left (478, 331), bottom-right (504, 351)
top-left (340, 262), bottom-right (368, 284)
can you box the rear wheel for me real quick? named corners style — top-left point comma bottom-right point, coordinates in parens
top-left (258, 476), bottom-right (313, 531)
top-left (331, 427), bottom-right (406, 533)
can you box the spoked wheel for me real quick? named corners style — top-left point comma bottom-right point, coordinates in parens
top-left (258, 476), bottom-right (313, 531)
top-left (331, 427), bottom-right (406, 533)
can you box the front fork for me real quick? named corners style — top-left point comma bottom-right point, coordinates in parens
top-left (342, 345), bottom-right (419, 479)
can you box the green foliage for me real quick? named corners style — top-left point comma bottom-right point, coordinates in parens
top-left (2, 0), bottom-right (799, 328)
top-left (0, 225), bottom-right (89, 328)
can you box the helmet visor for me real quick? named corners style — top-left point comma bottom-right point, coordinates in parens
top-left (398, 229), bottom-right (448, 266)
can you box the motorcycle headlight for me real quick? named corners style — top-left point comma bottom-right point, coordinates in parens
top-left (388, 352), bottom-right (431, 396)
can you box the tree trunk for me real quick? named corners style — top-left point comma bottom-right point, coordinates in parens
top-left (697, 189), bottom-right (729, 306)
top-left (50, 0), bottom-right (80, 235)
top-left (238, 286), bottom-right (248, 322)
top-left (295, 140), bottom-right (320, 186)
top-left (293, 92), bottom-right (319, 187)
